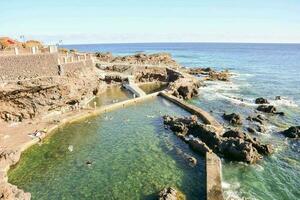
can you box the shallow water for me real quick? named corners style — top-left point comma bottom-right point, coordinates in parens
top-left (139, 82), bottom-right (168, 94)
top-left (88, 85), bottom-right (132, 107)
top-left (9, 97), bottom-right (205, 200)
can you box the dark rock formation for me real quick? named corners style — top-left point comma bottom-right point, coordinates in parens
top-left (257, 105), bottom-right (284, 115)
top-left (255, 97), bottom-right (269, 104)
top-left (163, 115), bottom-right (273, 164)
top-left (184, 67), bottom-right (231, 81)
top-left (247, 115), bottom-right (266, 125)
top-left (158, 187), bottom-right (185, 200)
top-left (281, 126), bottom-right (300, 138)
top-left (223, 113), bottom-right (243, 125)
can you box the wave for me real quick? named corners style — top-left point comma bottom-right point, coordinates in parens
top-left (269, 97), bottom-right (299, 108)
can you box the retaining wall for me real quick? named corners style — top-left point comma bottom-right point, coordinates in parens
top-left (63, 60), bottom-right (94, 75)
top-left (0, 53), bottom-right (59, 81)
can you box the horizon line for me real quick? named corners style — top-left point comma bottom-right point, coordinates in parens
top-left (62, 41), bottom-right (300, 46)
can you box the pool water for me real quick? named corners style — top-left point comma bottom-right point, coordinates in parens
top-left (9, 97), bottom-right (205, 200)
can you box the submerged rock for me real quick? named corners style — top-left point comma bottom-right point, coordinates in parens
top-left (188, 138), bottom-right (212, 156)
top-left (223, 113), bottom-right (243, 125)
top-left (158, 187), bottom-right (185, 200)
top-left (247, 115), bottom-right (266, 125)
top-left (255, 97), bottom-right (269, 104)
top-left (281, 126), bottom-right (300, 138)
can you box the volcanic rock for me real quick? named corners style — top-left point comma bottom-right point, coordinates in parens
top-left (281, 126), bottom-right (300, 138)
top-left (223, 113), bottom-right (243, 125)
top-left (255, 97), bottom-right (269, 104)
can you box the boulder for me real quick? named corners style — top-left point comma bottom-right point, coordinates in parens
top-left (188, 138), bottom-right (212, 156)
top-left (222, 113), bottom-right (243, 125)
top-left (257, 105), bottom-right (284, 115)
top-left (158, 187), bottom-right (185, 200)
top-left (219, 138), bottom-right (261, 164)
top-left (255, 97), bottom-right (269, 104)
top-left (281, 126), bottom-right (300, 138)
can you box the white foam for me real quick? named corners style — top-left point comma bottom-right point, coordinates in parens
top-left (269, 97), bottom-right (299, 108)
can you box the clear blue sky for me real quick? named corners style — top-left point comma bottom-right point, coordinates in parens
top-left (1, 0), bottom-right (300, 44)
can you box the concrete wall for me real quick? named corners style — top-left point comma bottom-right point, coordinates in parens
top-left (0, 53), bottom-right (59, 81)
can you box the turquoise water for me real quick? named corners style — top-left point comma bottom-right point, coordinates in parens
top-left (65, 43), bottom-right (300, 199)
top-left (9, 98), bottom-right (205, 200)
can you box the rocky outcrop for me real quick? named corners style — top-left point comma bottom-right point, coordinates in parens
top-left (101, 74), bottom-right (127, 84)
top-left (255, 97), bottom-right (269, 104)
top-left (281, 126), bottom-right (300, 138)
top-left (163, 115), bottom-right (273, 164)
top-left (95, 52), bottom-right (113, 62)
top-left (0, 67), bottom-right (106, 122)
top-left (0, 149), bottom-right (21, 166)
top-left (222, 113), bottom-right (242, 125)
top-left (247, 115), bottom-right (266, 125)
top-left (158, 187), bottom-right (185, 200)
top-left (257, 105), bottom-right (284, 115)
top-left (95, 52), bottom-right (180, 68)
top-left (167, 78), bottom-right (201, 100)
top-left (206, 70), bottom-right (231, 81)
top-left (0, 183), bottom-right (31, 200)
top-left (134, 67), bottom-right (168, 83)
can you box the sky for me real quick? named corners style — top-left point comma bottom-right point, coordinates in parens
top-left (1, 0), bottom-right (300, 44)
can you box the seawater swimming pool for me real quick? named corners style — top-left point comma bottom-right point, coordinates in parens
top-left (8, 97), bottom-right (205, 200)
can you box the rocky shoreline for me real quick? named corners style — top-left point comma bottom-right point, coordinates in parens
top-left (0, 50), bottom-right (298, 200)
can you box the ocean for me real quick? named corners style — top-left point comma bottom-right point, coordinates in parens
top-left (63, 43), bottom-right (300, 199)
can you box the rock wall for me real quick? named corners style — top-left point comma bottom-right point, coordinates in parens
top-left (63, 60), bottom-right (94, 76)
top-left (0, 54), bottom-right (59, 81)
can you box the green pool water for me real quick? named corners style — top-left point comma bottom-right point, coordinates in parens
top-left (88, 85), bottom-right (133, 108)
top-left (8, 97), bottom-right (205, 200)
top-left (139, 82), bottom-right (168, 94)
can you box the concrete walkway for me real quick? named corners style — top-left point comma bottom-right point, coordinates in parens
top-left (122, 76), bottom-right (146, 97)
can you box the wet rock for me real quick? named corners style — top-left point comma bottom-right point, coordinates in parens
top-left (247, 127), bottom-right (256, 134)
top-left (163, 115), bottom-right (272, 164)
top-left (158, 187), bottom-right (185, 200)
top-left (255, 97), bottom-right (269, 104)
top-left (275, 96), bottom-right (281, 100)
top-left (188, 138), bottom-right (212, 156)
top-left (219, 138), bottom-right (261, 164)
top-left (0, 183), bottom-right (31, 200)
top-left (257, 105), bottom-right (276, 113)
top-left (281, 126), bottom-right (300, 138)
top-left (206, 70), bottom-right (231, 81)
top-left (257, 105), bottom-right (284, 115)
top-left (246, 115), bottom-right (266, 125)
top-left (222, 113), bottom-right (243, 125)
top-left (187, 156), bottom-right (197, 166)
top-left (223, 129), bottom-right (247, 139)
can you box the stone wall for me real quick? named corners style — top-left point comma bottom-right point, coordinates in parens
top-left (63, 60), bottom-right (94, 75)
top-left (0, 53), bottom-right (59, 81)
top-left (0, 54), bottom-right (94, 81)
